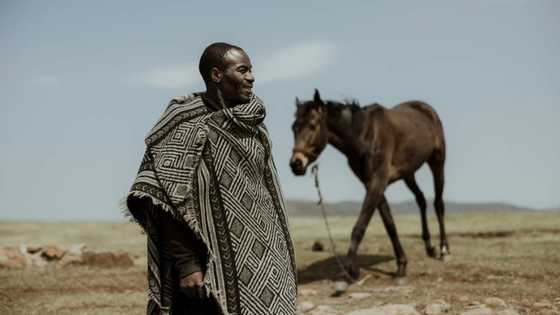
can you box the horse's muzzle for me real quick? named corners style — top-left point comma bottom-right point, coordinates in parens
top-left (290, 159), bottom-right (305, 175)
top-left (290, 152), bottom-right (309, 176)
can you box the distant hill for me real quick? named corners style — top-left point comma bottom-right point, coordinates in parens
top-left (285, 199), bottom-right (533, 217)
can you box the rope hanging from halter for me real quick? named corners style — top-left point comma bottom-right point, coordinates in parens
top-left (311, 164), bottom-right (354, 282)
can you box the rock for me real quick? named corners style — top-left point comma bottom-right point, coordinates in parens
top-left (459, 296), bottom-right (470, 303)
top-left (299, 288), bottom-right (318, 296)
top-left (299, 301), bottom-right (315, 313)
top-left (66, 244), bottom-right (85, 255)
top-left (26, 253), bottom-right (48, 267)
top-left (26, 245), bottom-right (42, 254)
top-left (332, 281), bottom-right (349, 296)
top-left (310, 305), bottom-right (337, 315)
top-left (425, 300), bottom-right (451, 314)
top-left (81, 251), bottom-right (134, 268)
top-left (534, 300), bottom-right (552, 308)
top-left (311, 241), bottom-right (324, 252)
top-left (0, 256), bottom-right (26, 269)
top-left (59, 244), bottom-right (86, 267)
top-left (467, 301), bottom-right (483, 307)
top-left (41, 245), bottom-right (66, 260)
top-left (349, 292), bottom-right (372, 300)
top-left (346, 304), bottom-right (420, 315)
top-left (59, 253), bottom-right (83, 267)
top-left (496, 309), bottom-right (520, 315)
top-left (1, 245), bottom-right (134, 269)
top-left (460, 306), bottom-right (493, 315)
top-left (485, 297), bottom-right (507, 308)
top-left (369, 285), bottom-right (414, 295)
top-left (0, 247), bottom-right (26, 269)
top-left (394, 277), bottom-right (408, 286)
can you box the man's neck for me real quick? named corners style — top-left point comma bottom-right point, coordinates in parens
top-left (202, 89), bottom-right (234, 111)
top-left (200, 93), bottom-right (220, 112)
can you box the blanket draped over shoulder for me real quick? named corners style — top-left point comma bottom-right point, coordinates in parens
top-left (126, 94), bottom-right (297, 315)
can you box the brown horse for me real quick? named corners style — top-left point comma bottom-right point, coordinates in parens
top-left (290, 89), bottom-right (448, 280)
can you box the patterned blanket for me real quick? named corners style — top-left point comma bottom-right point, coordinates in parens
top-left (126, 94), bottom-right (297, 315)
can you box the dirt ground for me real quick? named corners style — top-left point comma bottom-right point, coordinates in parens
top-left (1, 210), bottom-right (559, 314)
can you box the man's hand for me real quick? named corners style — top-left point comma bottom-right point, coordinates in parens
top-left (179, 271), bottom-right (206, 299)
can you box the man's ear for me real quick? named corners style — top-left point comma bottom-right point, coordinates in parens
top-left (211, 67), bottom-right (223, 83)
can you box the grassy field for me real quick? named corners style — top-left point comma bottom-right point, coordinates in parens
top-left (1, 210), bottom-right (559, 314)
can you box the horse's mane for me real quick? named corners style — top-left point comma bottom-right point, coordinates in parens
top-left (325, 100), bottom-right (361, 112)
top-left (325, 99), bottom-right (382, 115)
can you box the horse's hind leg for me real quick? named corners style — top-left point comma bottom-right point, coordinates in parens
top-left (378, 195), bottom-right (407, 278)
top-left (404, 175), bottom-right (436, 258)
top-left (428, 151), bottom-right (450, 260)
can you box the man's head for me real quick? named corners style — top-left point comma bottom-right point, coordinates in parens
top-left (199, 42), bottom-right (254, 105)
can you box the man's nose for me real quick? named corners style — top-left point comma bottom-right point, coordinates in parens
top-left (246, 71), bottom-right (255, 83)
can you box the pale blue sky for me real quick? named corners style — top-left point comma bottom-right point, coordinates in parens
top-left (1, 1), bottom-right (559, 219)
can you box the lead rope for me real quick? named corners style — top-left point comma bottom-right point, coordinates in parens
top-left (311, 164), bottom-right (354, 283)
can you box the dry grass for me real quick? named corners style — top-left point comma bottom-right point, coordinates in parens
top-left (1, 210), bottom-right (559, 314)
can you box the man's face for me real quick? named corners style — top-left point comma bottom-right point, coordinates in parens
top-left (218, 49), bottom-right (254, 105)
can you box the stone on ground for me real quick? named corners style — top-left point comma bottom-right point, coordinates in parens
top-left (424, 299), bottom-right (451, 314)
top-left (311, 240), bottom-right (324, 252)
top-left (484, 297), bottom-right (507, 308)
top-left (533, 300), bottom-right (552, 308)
top-left (298, 301), bottom-right (315, 313)
top-left (496, 309), bottom-right (520, 315)
top-left (345, 304), bottom-right (419, 315)
top-left (349, 292), bottom-right (372, 300)
top-left (460, 305), bottom-right (493, 315)
top-left (310, 305), bottom-right (337, 315)
top-left (0, 245), bottom-right (133, 269)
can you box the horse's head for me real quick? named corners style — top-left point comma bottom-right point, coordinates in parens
top-left (290, 89), bottom-right (329, 176)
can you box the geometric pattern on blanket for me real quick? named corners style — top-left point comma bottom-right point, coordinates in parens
top-left (203, 113), bottom-right (297, 314)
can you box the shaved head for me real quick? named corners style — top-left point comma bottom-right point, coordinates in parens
top-left (199, 42), bottom-right (244, 84)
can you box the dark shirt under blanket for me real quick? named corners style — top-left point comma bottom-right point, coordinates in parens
top-left (160, 211), bottom-right (203, 278)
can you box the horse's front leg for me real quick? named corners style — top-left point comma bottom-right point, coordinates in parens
top-left (345, 174), bottom-right (387, 280)
top-left (378, 195), bottom-right (407, 279)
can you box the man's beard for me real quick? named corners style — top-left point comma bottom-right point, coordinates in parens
top-left (217, 88), bottom-right (250, 108)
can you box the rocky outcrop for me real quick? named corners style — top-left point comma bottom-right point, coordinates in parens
top-left (0, 244), bottom-right (133, 269)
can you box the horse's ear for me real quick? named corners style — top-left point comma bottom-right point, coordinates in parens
top-left (313, 89), bottom-right (324, 107)
top-left (295, 97), bottom-right (300, 106)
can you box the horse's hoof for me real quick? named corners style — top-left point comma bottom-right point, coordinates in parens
top-left (393, 276), bottom-right (408, 286)
top-left (440, 254), bottom-right (451, 262)
top-left (426, 246), bottom-right (437, 258)
top-left (344, 264), bottom-right (360, 281)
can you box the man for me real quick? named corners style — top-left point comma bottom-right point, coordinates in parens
top-left (126, 42), bottom-right (297, 315)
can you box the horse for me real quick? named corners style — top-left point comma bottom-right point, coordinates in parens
top-left (289, 89), bottom-right (448, 281)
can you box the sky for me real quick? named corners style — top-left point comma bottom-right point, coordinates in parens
top-left (1, 1), bottom-right (559, 219)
